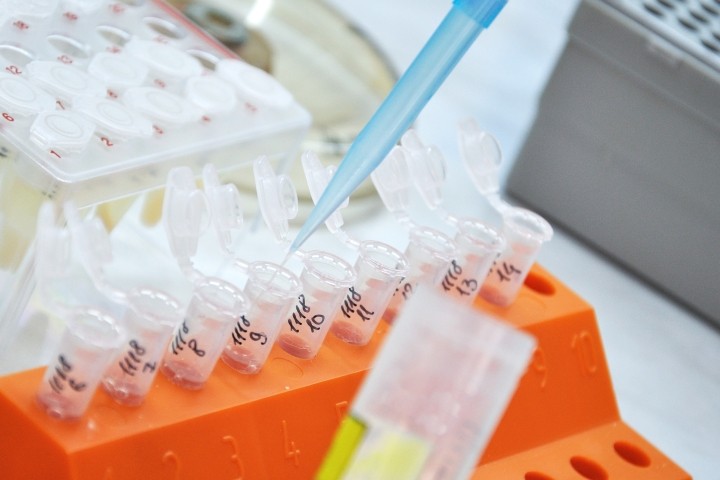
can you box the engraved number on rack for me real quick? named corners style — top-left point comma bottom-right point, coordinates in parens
top-left (571, 330), bottom-right (598, 376)
top-left (50, 150), bottom-right (62, 159)
top-left (163, 451), bottom-right (180, 480)
top-left (282, 420), bottom-right (301, 466)
top-left (2, 113), bottom-right (14, 122)
top-left (531, 346), bottom-right (549, 390)
top-left (222, 435), bottom-right (245, 480)
top-left (101, 137), bottom-right (114, 148)
top-left (58, 55), bottom-right (73, 65)
top-left (5, 65), bottom-right (21, 75)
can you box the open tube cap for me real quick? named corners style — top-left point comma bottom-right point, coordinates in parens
top-left (371, 146), bottom-right (412, 214)
top-left (400, 130), bottom-right (447, 210)
top-left (63, 201), bottom-right (113, 283)
top-left (202, 163), bottom-right (243, 252)
top-left (163, 167), bottom-right (211, 263)
top-left (253, 156), bottom-right (298, 243)
top-left (457, 118), bottom-right (502, 196)
top-left (301, 151), bottom-right (347, 234)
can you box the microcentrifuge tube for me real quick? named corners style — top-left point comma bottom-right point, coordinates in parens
top-left (383, 227), bottom-right (456, 325)
top-left (318, 287), bottom-right (536, 480)
top-left (161, 277), bottom-right (246, 390)
top-left (277, 251), bottom-right (355, 360)
top-left (36, 308), bottom-right (124, 420)
top-left (479, 206), bottom-right (553, 307)
top-left (439, 218), bottom-right (504, 304)
top-left (221, 261), bottom-right (301, 374)
top-left (331, 240), bottom-right (408, 345)
top-left (102, 288), bottom-right (182, 406)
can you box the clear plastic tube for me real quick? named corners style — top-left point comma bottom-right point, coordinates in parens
top-left (383, 227), bottom-right (456, 325)
top-left (318, 287), bottom-right (535, 480)
top-left (331, 241), bottom-right (409, 346)
top-left (277, 251), bottom-right (356, 360)
top-left (439, 218), bottom-right (504, 304)
top-left (479, 206), bottom-right (553, 306)
top-left (36, 308), bottom-right (124, 420)
top-left (161, 277), bottom-right (246, 390)
top-left (102, 288), bottom-right (182, 406)
top-left (221, 261), bottom-right (301, 374)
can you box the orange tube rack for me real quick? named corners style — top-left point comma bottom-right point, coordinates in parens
top-left (0, 265), bottom-right (690, 479)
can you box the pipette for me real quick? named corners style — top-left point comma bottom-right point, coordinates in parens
top-left (290, 0), bottom-right (508, 253)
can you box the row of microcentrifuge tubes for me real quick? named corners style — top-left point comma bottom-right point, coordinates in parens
top-left (32, 119), bottom-right (552, 420)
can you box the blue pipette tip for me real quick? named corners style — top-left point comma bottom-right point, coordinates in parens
top-left (454, 0), bottom-right (507, 27)
top-left (290, 0), bottom-right (508, 253)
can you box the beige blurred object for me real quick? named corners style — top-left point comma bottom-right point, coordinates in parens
top-left (170, 0), bottom-right (397, 216)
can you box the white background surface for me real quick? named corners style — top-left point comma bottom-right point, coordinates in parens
top-left (325, 0), bottom-right (720, 478)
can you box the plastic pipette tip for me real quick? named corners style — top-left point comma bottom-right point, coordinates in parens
top-left (290, 0), bottom-right (508, 253)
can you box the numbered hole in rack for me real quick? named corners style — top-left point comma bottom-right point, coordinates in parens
top-left (143, 16), bottom-right (187, 40)
top-left (569, 456), bottom-right (608, 480)
top-left (0, 44), bottom-right (35, 70)
top-left (47, 34), bottom-right (92, 60)
top-left (187, 49), bottom-right (221, 71)
top-left (613, 441), bottom-right (651, 467)
top-left (96, 25), bottom-right (132, 47)
top-left (523, 271), bottom-right (555, 296)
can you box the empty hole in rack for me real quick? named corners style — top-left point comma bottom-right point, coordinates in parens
top-left (143, 16), bottom-right (187, 40)
top-left (0, 44), bottom-right (35, 67)
top-left (690, 8), bottom-right (710, 22)
top-left (643, 2), bottom-right (665, 16)
top-left (187, 49), bottom-right (221, 70)
top-left (700, 0), bottom-right (719, 14)
top-left (525, 472), bottom-right (555, 480)
top-left (701, 38), bottom-right (720, 52)
top-left (523, 271), bottom-right (555, 296)
top-left (569, 456), bottom-right (608, 480)
top-left (47, 34), bottom-right (91, 59)
top-left (678, 16), bottom-right (699, 30)
top-left (613, 441), bottom-right (652, 467)
top-left (96, 25), bottom-right (132, 46)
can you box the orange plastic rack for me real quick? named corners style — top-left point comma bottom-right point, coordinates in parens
top-left (0, 265), bottom-right (690, 479)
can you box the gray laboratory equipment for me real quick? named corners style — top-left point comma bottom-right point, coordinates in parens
top-left (507, 0), bottom-right (720, 324)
